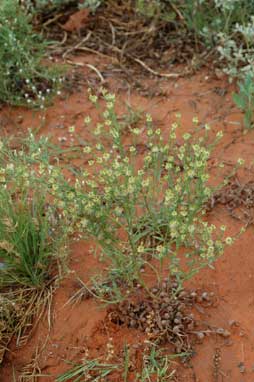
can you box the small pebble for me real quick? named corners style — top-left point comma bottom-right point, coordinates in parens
top-left (161, 320), bottom-right (168, 327)
top-left (16, 115), bottom-right (23, 124)
top-left (201, 292), bottom-right (210, 301)
top-left (196, 332), bottom-right (205, 340)
top-left (179, 291), bottom-right (187, 298)
top-left (238, 361), bottom-right (246, 373)
top-left (216, 328), bottom-right (231, 338)
top-left (229, 320), bottom-right (239, 327)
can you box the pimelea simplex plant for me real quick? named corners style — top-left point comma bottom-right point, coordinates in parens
top-left (62, 89), bottom-right (237, 300)
top-left (0, 0), bottom-right (63, 108)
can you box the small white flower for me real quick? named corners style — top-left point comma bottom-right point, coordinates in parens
top-left (237, 158), bottom-right (245, 165)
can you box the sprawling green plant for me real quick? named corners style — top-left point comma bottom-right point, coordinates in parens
top-left (0, 0), bottom-right (63, 107)
top-left (59, 89), bottom-right (236, 298)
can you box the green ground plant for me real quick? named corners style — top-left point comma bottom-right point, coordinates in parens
top-left (0, 134), bottom-right (68, 287)
top-left (233, 73), bottom-right (254, 129)
top-left (57, 342), bottom-right (185, 382)
top-left (59, 89), bottom-right (237, 301)
top-left (56, 358), bottom-right (120, 382)
top-left (0, 134), bottom-right (68, 363)
top-left (135, 344), bottom-right (185, 382)
top-left (0, 0), bottom-right (63, 107)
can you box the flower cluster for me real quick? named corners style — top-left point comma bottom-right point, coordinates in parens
top-left (60, 90), bottom-right (235, 290)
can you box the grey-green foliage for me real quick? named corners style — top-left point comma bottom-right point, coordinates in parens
top-left (135, 0), bottom-right (176, 21)
top-left (135, 0), bottom-right (254, 78)
top-left (21, 0), bottom-right (77, 11)
top-left (82, 0), bottom-right (103, 12)
top-left (22, 0), bottom-right (103, 13)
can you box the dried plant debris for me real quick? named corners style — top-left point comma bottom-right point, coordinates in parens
top-left (0, 287), bottom-right (51, 365)
top-left (39, 1), bottom-right (198, 77)
top-left (108, 278), bottom-right (224, 357)
top-left (207, 177), bottom-right (254, 224)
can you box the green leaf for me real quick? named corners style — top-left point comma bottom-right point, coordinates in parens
top-left (244, 109), bottom-right (253, 129)
top-left (233, 93), bottom-right (246, 109)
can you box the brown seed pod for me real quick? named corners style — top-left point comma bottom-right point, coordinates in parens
top-left (175, 341), bottom-right (183, 353)
top-left (129, 319), bottom-right (137, 328)
top-left (175, 311), bottom-right (183, 319)
top-left (187, 322), bottom-right (194, 331)
top-left (190, 291), bottom-right (197, 299)
top-left (173, 325), bottom-right (182, 334)
top-left (179, 290), bottom-right (188, 298)
top-left (161, 320), bottom-right (169, 327)
top-left (177, 303), bottom-right (186, 312)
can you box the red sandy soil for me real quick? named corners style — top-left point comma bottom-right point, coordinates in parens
top-left (1, 53), bottom-right (254, 381)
